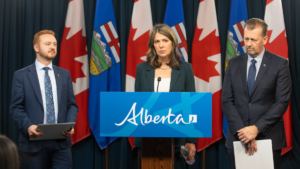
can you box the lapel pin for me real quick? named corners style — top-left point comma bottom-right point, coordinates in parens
top-left (263, 64), bottom-right (266, 67)
top-left (58, 74), bottom-right (59, 77)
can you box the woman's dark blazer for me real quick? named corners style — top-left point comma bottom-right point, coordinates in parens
top-left (134, 60), bottom-right (197, 148)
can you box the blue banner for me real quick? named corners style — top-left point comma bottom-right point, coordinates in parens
top-left (224, 0), bottom-right (248, 137)
top-left (164, 0), bottom-right (188, 62)
top-left (100, 92), bottom-right (212, 137)
top-left (89, 0), bottom-right (121, 149)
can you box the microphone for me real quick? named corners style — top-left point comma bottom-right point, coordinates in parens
top-left (156, 77), bottom-right (161, 92)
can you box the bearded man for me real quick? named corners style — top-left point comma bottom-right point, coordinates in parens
top-left (10, 30), bottom-right (78, 169)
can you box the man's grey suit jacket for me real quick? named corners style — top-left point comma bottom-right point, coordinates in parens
top-left (221, 50), bottom-right (292, 150)
top-left (10, 63), bottom-right (78, 153)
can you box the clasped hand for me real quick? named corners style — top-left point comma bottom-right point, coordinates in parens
top-left (237, 125), bottom-right (259, 155)
top-left (245, 140), bottom-right (257, 155)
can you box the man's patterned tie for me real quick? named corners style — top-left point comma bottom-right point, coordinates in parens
top-left (43, 67), bottom-right (55, 124)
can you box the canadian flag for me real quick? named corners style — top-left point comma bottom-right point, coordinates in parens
top-left (191, 0), bottom-right (222, 151)
top-left (126, 0), bottom-right (153, 148)
top-left (264, 0), bottom-right (292, 155)
top-left (59, 0), bottom-right (90, 144)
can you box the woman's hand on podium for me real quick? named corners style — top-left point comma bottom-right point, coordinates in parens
top-left (184, 143), bottom-right (196, 161)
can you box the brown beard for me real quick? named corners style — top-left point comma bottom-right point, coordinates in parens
top-left (39, 49), bottom-right (57, 61)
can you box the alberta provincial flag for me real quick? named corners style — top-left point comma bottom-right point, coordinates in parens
top-left (89, 0), bottom-right (121, 149)
top-left (223, 0), bottom-right (248, 137)
top-left (163, 0), bottom-right (188, 62)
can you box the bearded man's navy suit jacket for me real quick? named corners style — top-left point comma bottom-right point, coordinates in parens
top-left (10, 63), bottom-right (78, 153)
top-left (221, 50), bottom-right (292, 150)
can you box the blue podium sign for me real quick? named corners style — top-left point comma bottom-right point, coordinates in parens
top-left (100, 92), bottom-right (212, 137)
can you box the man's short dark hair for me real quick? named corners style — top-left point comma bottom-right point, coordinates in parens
top-left (244, 18), bottom-right (268, 37)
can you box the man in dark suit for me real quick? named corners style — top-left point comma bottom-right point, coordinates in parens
top-left (10, 30), bottom-right (78, 169)
top-left (221, 18), bottom-right (291, 169)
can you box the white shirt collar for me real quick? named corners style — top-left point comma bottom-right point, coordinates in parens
top-left (247, 48), bottom-right (265, 62)
top-left (35, 59), bottom-right (53, 71)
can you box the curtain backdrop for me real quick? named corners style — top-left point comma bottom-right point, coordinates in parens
top-left (1, 0), bottom-right (300, 168)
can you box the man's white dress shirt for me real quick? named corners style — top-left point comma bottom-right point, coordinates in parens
top-left (247, 48), bottom-right (265, 80)
top-left (35, 59), bottom-right (58, 124)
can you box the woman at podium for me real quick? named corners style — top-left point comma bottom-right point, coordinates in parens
top-left (134, 24), bottom-right (197, 169)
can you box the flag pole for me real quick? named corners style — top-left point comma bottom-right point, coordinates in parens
top-left (138, 149), bottom-right (141, 169)
top-left (106, 147), bottom-right (109, 169)
top-left (202, 149), bottom-right (206, 169)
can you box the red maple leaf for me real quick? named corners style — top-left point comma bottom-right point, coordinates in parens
top-left (264, 29), bottom-right (291, 155)
top-left (59, 28), bottom-right (88, 83)
top-left (196, 90), bottom-right (222, 151)
top-left (126, 24), bottom-right (151, 149)
top-left (192, 29), bottom-right (220, 83)
top-left (264, 30), bottom-right (288, 59)
top-left (266, 0), bottom-right (274, 5)
top-left (126, 24), bottom-right (150, 78)
top-left (72, 89), bottom-right (91, 144)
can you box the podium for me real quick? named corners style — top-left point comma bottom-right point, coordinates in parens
top-left (98, 92), bottom-right (212, 169)
top-left (142, 138), bottom-right (174, 169)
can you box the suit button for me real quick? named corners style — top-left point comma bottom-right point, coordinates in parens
top-left (249, 103), bottom-right (251, 106)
